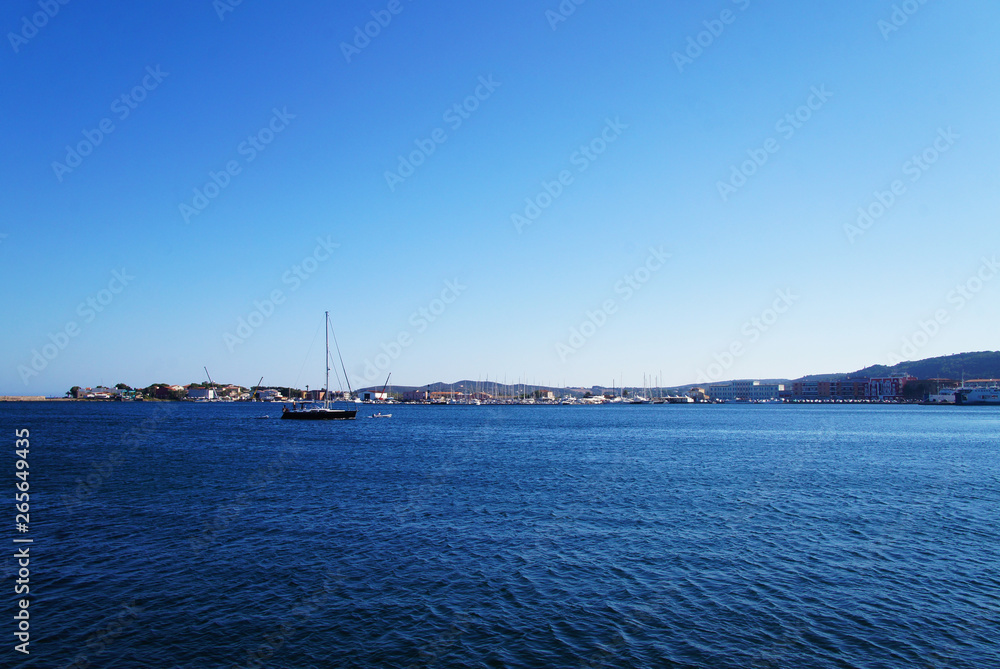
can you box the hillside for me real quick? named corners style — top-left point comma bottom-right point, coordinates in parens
top-left (796, 351), bottom-right (1000, 383)
top-left (356, 352), bottom-right (1000, 396)
top-left (853, 351), bottom-right (1000, 380)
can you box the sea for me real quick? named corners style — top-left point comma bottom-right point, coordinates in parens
top-left (4, 401), bottom-right (999, 668)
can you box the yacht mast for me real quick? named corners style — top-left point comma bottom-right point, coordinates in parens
top-left (325, 311), bottom-right (330, 402)
top-left (329, 314), bottom-right (353, 397)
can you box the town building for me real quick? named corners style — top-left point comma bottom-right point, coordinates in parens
top-left (707, 381), bottom-right (784, 401)
top-left (219, 385), bottom-right (243, 399)
top-left (866, 375), bottom-right (915, 400)
top-left (402, 390), bottom-right (430, 402)
top-left (256, 388), bottom-right (284, 401)
top-left (151, 385), bottom-right (186, 399)
top-left (791, 380), bottom-right (867, 400)
top-left (357, 390), bottom-right (389, 402)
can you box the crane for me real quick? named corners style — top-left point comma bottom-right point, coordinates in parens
top-left (204, 366), bottom-right (216, 400)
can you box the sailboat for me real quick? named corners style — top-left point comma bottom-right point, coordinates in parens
top-left (280, 311), bottom-right (358, 420)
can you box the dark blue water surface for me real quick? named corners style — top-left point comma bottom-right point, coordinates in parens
top-left (4, 402), bottom-right (999, 668)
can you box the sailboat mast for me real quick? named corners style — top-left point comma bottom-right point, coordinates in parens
top-left (329, 315), bottom-right (353, 397)
top-left (325, 311), bottom-right (330, 399)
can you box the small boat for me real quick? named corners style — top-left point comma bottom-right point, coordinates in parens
top-left (281, 311), bottom-right (358, 421)
top-left (370, 413), bottom-right (392, 418)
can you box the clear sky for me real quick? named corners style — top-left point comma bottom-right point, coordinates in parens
top-left (2, 0), bottom-right (998, 395)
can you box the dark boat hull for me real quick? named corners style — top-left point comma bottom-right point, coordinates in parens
top-left (280, 409), bottom-right (357, 420)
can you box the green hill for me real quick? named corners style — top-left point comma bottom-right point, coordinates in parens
top-left (797, 351), bottom-right (1000, 382)
top-left (854, 351), bottom-right (1000, 380)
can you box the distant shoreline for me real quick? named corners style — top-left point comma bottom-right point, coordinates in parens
top-left (0, 397), bottom-right (965, 406)
top-left (1, 396), bottom-right (71, 402)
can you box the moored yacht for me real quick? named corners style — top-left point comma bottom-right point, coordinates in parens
top-left (281, 311), bottom-right (358, 420)
top-left (923, 387), bottom-right (960, 405)
top-left (956, 386), bottom-right (1000, 406)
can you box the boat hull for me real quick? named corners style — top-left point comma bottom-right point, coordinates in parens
top-left (956, 392), bottom-right (1000, 406)
top-left (280, 409), bottom-right (357, 420)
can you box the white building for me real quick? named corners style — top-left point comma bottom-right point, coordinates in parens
top-left (187, 387), bottom-right (218, 400)
top-left (256, 389), bottom-right (283, 401)
top-left (357, 390), bottom-right (389, 402)
top-left (708, 380), bottom-right (784, 401)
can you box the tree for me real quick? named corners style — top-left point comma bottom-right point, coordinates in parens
top-left (115, 383), bottom-right (132, 390)
top-left (67, 386), bottom-right (81, 398)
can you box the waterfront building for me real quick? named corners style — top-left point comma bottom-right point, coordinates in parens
top-left (707, 381), bottom-right (784, 401)
top-left (220, 385), bottom-right (243, 399)
top-left (256, 388), bottom-right (284, 401)
top-left (187, 387), bottom-right (218, 400)
top-left (866, 375), bottom-right (915, 400)
top-left (791, 380), bottom-right (867, 400)
top-left (151, 385), bottom-right (186, 400)
top-left (402, 390), bottom-right (430, 402)
top-left (357, 390), bottom-right (389, 402)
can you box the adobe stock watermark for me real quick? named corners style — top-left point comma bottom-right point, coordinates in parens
top-left (7, 0), bottom-right (71, 54)
top-left (223, 236), bottom-right (339, 352)
top-left (179, 107), bottom-right (295, 223)
top-left (672, 0), bottom-right (751, 73)
top-left (17, 268), bottom-right (135, 385)
top-left (545, 0), bottom-right (588, 31)
top-left (213, 0), bottom-right (245, 21)
top-left (878, 0), bottom-right (935, 40)
top-left (695, 288), bottom-right (799, 384)
top-left (384, 75), bottom-right (501, 192)
top-left (51, 66), bottom-right (169, 183)
top-left (60, 403), bottom-right (172, 514)
top-left (340, 0), bottom-right (416, 63)
top-left (64, 601), bottom-right (145, 669)
top-left (511, 117), bottom-right (628, 234)
top-left (886, 255), bottom-right (998, 364)
top-left (234, 568), bottom-right (342, 669)
top-left (717, 85), bottom-right (832, 202)
top-left (191, 441), bottom-right (302, 550)
top-left (844, 127), bottom-right (958, 244)
top-left (404, 612), bottom-right (474, 669)
top-left (556, 247), bottom-right (670, 362)
top-left (358, 278), bottom-right (467, 383)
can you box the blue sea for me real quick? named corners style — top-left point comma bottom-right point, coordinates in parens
top-left (5, 402), bottom-right (999, 668)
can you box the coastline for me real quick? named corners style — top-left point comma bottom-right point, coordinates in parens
top-left (0, 397), bottom-right (967, 406)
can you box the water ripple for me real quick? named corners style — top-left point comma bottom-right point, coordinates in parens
top-left (7, 402), bottom-right (1000, 668)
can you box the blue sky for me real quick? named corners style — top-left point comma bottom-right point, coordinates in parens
top-left (2, 0), bottom-right (998, 395)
